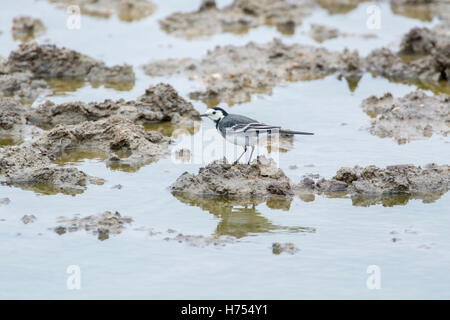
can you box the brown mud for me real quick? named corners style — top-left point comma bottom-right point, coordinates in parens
top-left (361, 90), bottom-right (449, 144)
top-left (49, 0), bottom-right (156, 21)
top-left (144, 39), bottom-right (362, 106)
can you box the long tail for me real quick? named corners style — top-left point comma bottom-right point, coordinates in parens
top-left (280, 130), bottom-right (314, 135)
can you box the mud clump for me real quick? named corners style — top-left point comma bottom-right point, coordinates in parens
top-left (0, 98), bottom-right (43, 144)
top-left (398, 27), bottom-right (447, 55)
top-left (49, 0), bottom-right (156, 21)
top-left (309, 24), bottom-right (339, 42)
top-left (366, 26), bottom-right (450, 90)
top-left (0, 66), bottom-right (50, 103)
top-left (12, 16), bottom-right (45, 41)
top-left (54, 211), bottom-right (133, 240)
top-left (390, 0), bottom-right (450, 21)
top-left (298, 164), bottom-right (449, 202)
top-left (27, 83), bottom-right (200, 128)
top-left (144, 39), bottom-right (363, 105)
top-left (34, 117), bottom-right (171, 168)
top-left (171, 156), bottom-right (294, 198)
top-left (7, 42), bottom-right (134, 85)
top-left (0, 145), bottom-right (101, 195)
top-left (21, 215), bottom-right (37, 224)
top-left (0, 98), bottom-right (26, 135)
top-left (272, 242), bottom-right (299, 255)
top-left (361, 90), bottom-right (449, 144)
top-left (160, 0), bottom-right (315, 38)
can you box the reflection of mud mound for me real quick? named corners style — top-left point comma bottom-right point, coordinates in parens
top-left (361, 90), bottom-right (449, 144)
top-left (160, 0), bottom-right (315, 38)
top-left (351, 192), bottom-right (446, 207)
top-left (172, 193), bottom-right (314, 238)
top-left (144, 39), bottom-right (362, 106)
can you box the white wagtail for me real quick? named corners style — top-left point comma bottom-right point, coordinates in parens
top-left (200, 107), bottom-right (314, 165)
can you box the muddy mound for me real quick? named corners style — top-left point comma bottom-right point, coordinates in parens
top-left (366, 45), bottom-right (450, 89)
top-left (0, 98), bottom-right (26, 133)
top-left (49, 0), bottom-right (156, 21)
top-left (0, 145), bottom-right (101, 195)
top-left (366, 26), bottom-right (450, 90)
top-left (7, 42), bottom-right (134, 84)
top-left (0, 69), bottom-right (50, 102)
top-left (171, 156), bottom-right (294, 197)
top-left (12, 16), bottom-right (45, 41)
top-left (27, 83), bottom-right (200, 128)
top-left (54, 211), bottom-right (133, 240)
top-left (298, 164), bottom-right (449, 199)
top-left (399, 27), bottom-right (439, 55)
top-left (160, 0), bottom-right (314, 38)
top-left (390, 0), bottom-right (450, 21)
top-left (144, 39), bottom-right (362, 105)
top-left (361, 90), bottom-right (450, 144)
top-left (35, 117), bottom-right (171, 168)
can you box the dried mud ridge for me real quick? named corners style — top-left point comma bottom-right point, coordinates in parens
top-left (145, 24), bottom-right (450, 106)
top-left (160, 0), bottom-right (315, 38)
top-left (49, 0), bottom-right (156, 21)
top-left (361, 90), bottom-right (450, 144)
top-left (27, 83), bottom-right (200, 128)
top-left (144, 39), bottom-right (362, 105)
top-left (172, 156), bottom-right (450, 206)
top-left (54, 211), bottom-right (133, 241)
top-left (12, 16), bottom-right (45, 41)
top-left (159, 0), bottom-right (376, 39)
top-left (1, 42), bottom-right (135, 103)
top-left (1, 83), bottom-right (199, 193)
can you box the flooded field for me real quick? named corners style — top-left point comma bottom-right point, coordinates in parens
top-left (0, 0), bottom-right (449, 299)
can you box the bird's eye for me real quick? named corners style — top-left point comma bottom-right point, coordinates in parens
top-left (212, 111), bottom-right (216, 114)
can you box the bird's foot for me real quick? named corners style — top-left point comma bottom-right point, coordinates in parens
top-left (232, 160), bottom-right (238, 166)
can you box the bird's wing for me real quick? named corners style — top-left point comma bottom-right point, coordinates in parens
top-left (231, 122), bottom-right (281, 133)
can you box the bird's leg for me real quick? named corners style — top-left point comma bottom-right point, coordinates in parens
top-left (232, 146), bottom-right (247, 165)
top-left (247, 145), bottom-right (255, 165)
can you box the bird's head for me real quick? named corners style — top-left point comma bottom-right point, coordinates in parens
top-left (200, 107), bottom-right (228, 122)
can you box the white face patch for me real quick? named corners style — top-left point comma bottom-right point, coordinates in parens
top-left (205, 109), bottom-right (224, 121)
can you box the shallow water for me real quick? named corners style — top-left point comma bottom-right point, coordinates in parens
top-left (1, 0), bottom-right (450, 299)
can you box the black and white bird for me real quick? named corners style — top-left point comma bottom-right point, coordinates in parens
top-left (200, 107), bottom-right (314, 165)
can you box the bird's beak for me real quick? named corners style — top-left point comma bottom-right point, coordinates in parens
top-left (200, 114), bottom-right (207, 117)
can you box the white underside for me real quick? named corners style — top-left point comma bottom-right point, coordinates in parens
top-left (224, 131), bottom-right (278, 147)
